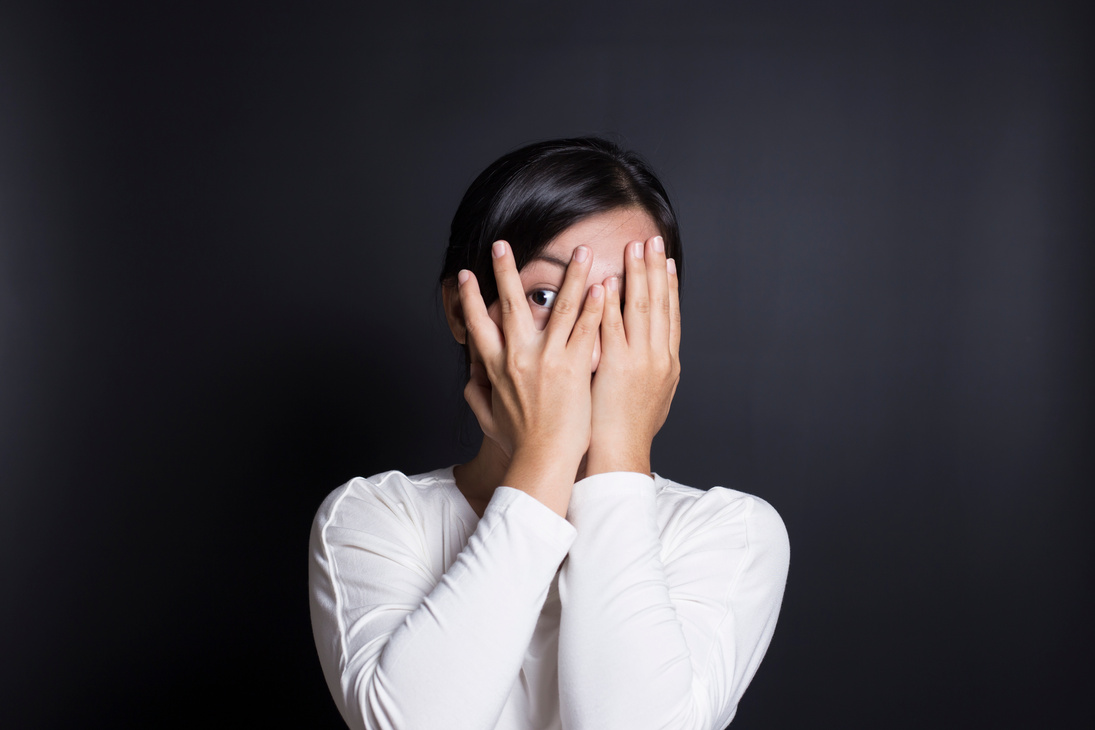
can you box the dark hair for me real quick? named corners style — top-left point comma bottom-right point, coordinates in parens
top-left (439, 137), bottom-right (683, 305)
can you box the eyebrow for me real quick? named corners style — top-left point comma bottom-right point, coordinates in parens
top-left (529, 253), bottom-right (624, 281)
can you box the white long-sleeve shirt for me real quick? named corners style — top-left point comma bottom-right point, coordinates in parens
top-left (308, 467), bottom-right (789, 730)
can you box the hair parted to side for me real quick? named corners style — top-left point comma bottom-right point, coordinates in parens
top-left (439, 137), bottom-right (683, 306)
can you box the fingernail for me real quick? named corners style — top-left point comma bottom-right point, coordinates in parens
top-left (492, 241), bottom-right (505, 259)
top-left (590, 284), bottom-right (603, 299)
top-left (573, 245), bottom-right (589, 263)
top-left (666, 258), bottom-right (677, 276)
top-left (607, 276), bottom-right (619, 293)
top-left (458, 269), bottom-right (471, 284)
top-left (653, 236), bottom-right (664, 253)
top-left (632, 241), bottom-right (644, 259)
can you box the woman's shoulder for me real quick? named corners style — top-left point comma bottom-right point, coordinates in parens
top-left (313, 466), bottom-right (458, 530)
top-left (652, 473), bottom-right (789, 552)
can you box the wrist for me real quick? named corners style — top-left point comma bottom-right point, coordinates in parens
top-left (503, 447), bottom-right (583, 517)
top-left (584, 439), bottom-right (651, 477)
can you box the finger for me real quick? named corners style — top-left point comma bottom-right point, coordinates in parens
top-left (567, 282), bottom-right (605, 355)
top-left (667, 257), bottom-right (681, 355)
top-left (599, 275), bottom-right (626, 354)
top-left (623, 239), bottom-right (649, 344)
top-left (545, 244), bottom-right (594, 346)
top-left (646, 235), bottom-right (670, 352)
top-left (490, 240), bottom-right (533, 343)
top-left (457, 269), bottom-right (503, 361)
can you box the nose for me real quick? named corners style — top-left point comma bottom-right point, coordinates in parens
top-left (591, 331), bottom-right (602, 373)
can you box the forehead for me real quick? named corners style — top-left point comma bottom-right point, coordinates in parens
top-left (525, 207), bottom-right (660, 279)
top-left (545, 207), bottom-right (660, 257)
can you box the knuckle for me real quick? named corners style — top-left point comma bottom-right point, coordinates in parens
top-left (553, 354), bottom-right (575, 375)
top-left (505, 350), bottom-right (527, 375)
top-left (571, 319), bottom-right (594, 339)
top-left (463, 319), bottom-right (484, 343)
top-left (632, 297), bottom-right (651, 315)
top-left (555, 354), bottom-right (576, 374)
top-left (552, 296), bottom-right (576, 317)
top-left (604, 316), bottom-right (625, 334)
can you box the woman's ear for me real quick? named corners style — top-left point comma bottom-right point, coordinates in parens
top-left (441, 281), bottom-right (467, 345)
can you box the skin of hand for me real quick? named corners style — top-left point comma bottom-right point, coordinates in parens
top-left (457, 240), bottom-right (606, 516)
top-left (585, 235), bottom-right (682, 477)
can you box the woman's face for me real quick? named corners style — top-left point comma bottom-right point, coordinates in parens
top-left (487, 206), bottom-right (662, 372)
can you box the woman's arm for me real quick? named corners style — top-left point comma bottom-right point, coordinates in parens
top-left (558, 474), bottom-right (789, 729)
top-left (310, 245), bottom-right (605, 730)
top-left (562, 235), bottom-right (789, 727)
top-left (309, 476), bottom-right (576, 730)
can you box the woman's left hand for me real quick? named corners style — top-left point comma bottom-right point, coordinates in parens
top-left (585, 235), bottom-right (681, 476)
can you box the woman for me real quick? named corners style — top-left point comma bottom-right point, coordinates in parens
top-left (309, 138), bottom-right (789, 730)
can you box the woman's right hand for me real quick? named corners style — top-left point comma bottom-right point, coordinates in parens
top-left (457, 240), bottom-right (604, 516)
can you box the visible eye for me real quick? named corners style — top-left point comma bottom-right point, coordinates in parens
top-left (528, 289), bottom-right (557, 310)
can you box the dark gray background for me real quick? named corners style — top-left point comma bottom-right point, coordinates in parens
top-left (2, 1), bottom-right (1091, 727)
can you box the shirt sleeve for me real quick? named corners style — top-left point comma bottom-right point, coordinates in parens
top-left (309, 480), bottom-right (577, 730)
top-left (557, 472), bottom-right (790, 730)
